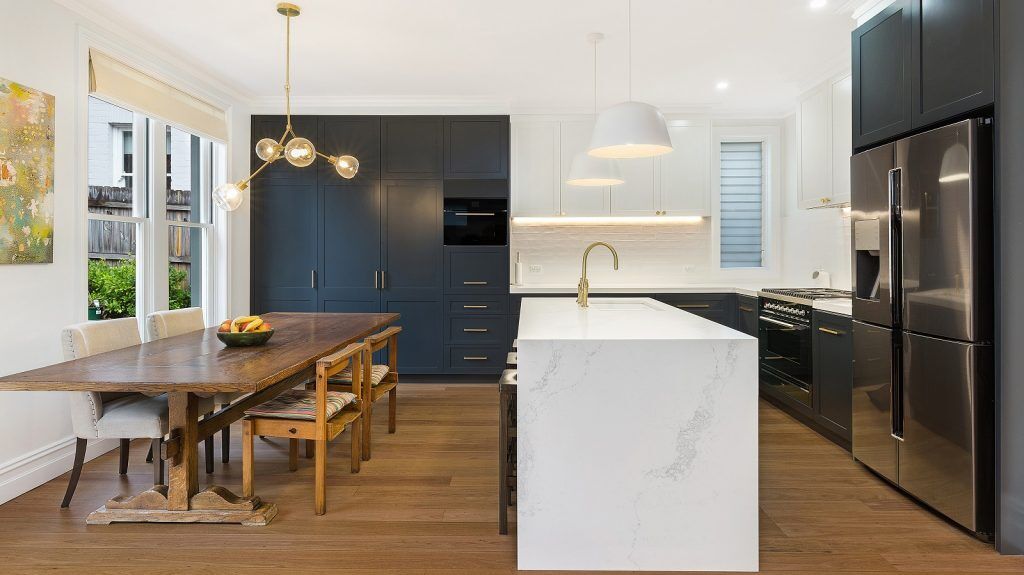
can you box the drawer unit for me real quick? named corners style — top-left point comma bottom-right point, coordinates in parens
top-left (445, 294), bottom-right (508, 315)
top-left (446, 345), bottom-right (508, 372)
top-left (445, 246), bottom-right (508, 294)
top-left (654, 293), bottom-right (737, 328)
top-left (509, 315), bottom-right (520, 345)
top-left (447, 316), bottom-right (507, 345)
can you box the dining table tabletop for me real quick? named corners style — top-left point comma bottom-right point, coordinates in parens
top-left (0, 312), bottom-right (400, 525)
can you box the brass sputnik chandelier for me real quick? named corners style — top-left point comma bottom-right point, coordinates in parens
top-left (214, 3), bottom-right (359, 211)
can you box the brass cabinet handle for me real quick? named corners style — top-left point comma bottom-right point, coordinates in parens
top-left (818, 327), bottom-right (844, 336)
top-left (374, 270), bottom-right (379, 289)
top-left (739, 306), bottom-right (754, 312)
top-left (311, 269), bottom-right (317, 289)
top-left (463, 305), bottom-right (488, 309)
top-left (463, 328), bottom-right (489, 333)
top-left (675, 304), bottom-right (711, 309)
top-left (381, 270), bottom-right (386, 289)
top-left (463, 356), bottom-right (488, 361)
top-left (463, 281), bottom-right (488, 285)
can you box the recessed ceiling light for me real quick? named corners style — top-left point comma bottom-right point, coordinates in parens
top-left (809, 0), bottom-right (828, 9)
top-left (715, 81), bottom-right (729, 91)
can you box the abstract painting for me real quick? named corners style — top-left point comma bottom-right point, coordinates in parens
top-left (0, 77), bottom-right (55, 264)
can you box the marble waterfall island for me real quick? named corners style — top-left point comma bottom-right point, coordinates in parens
top-left (516, 297), bottom-right (758, 572)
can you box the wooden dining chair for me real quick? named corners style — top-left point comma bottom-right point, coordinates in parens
top-left (147, 307), bottom-right (244, 470)
top-left (321, 326), bottom-right (401, 461)
top-left (498, 368), bottom-right (517, 535)
top-left (59, 318), bottom-right (214, 507)
top-left (242, 342), bottom-right (365, 515)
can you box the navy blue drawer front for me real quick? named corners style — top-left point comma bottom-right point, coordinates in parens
top-left (447, 316), bottom-right (507, 345)
top-left (445, 247), bottom-right (508, 294)
top-left (445, 294), bottom-right (508, 315)
top-left (654, 293), bottom-right (737, 329)
top-left (446, 345), bottom-right (507, 372)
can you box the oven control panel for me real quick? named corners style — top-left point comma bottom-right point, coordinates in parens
top-left (760, 299), bottom-right (810, 322)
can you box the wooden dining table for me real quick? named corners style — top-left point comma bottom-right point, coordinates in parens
top-left (0, 312), bottom-right (399, 526)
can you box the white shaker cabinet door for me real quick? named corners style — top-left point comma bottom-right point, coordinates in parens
top-left (830, 74), bottom-right (852, 206)
top-left (511, 120), bottom-right (560, 217)
top-left (657, 120), bottom-right (710, 216)
top-left (559, 119), bottom-right (609, 216)
top-left (798, 83), bottom-right (832, 209)
top-left (609, 157), bottom-right (656, 215)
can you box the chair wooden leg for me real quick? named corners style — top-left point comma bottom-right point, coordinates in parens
top-left (119, 438), bottom-right (130, 475)
top-left (362, 400), bottom-right (372, 461)
top-left (305, 439), bottom-right (314, 459)
top-left (204, 413), bottom-right (215, 474)
top-left (152, 438), bottom-right (164, 486)
top-left (289, 438), bottom-right (298, 472)
top-left (351, 418), bottom-right (361, 474)
top-left (315, 439), bottom-right (327, 515)
top-left (498, 386), bottom-right (509, 535)
top-left (388, 387), bottom-right (397, 434)
top-left (242, 419), bottom-right (254, 498)
top-left (221, 416), bottom-right (231, 463)
top-left (61, 438), bottom-right (87, 508)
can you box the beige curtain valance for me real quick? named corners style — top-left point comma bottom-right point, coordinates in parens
top-left (89, 49), bottom-right (228, 142)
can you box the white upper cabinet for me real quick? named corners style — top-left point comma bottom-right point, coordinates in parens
top-left (609, 157), bottom-right (657, 215)
top-left (830, 74), bottom-right (853, 206)
top-left (657, 120), bottom-right (711, 216)
top-left (559, 120), bottom-right (609, 216)
top-left (511, 119), bottom-right (560, 216)
top-left (797, 73), bottom-right (852, 209)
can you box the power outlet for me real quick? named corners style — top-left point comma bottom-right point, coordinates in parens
top-left (529, 264), bottom-right (543, 274)
top-left (683, 265), bottom-right (697, 273)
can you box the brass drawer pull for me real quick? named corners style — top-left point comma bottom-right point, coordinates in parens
top-left (675, 304), bottom-right (711, 309)
top-left (739, 306), bottom-right (754, 312)
top-left (463, 305), bottom-right (488, 309)
top-left (818, 327), bottom-right (844, 336)
top-left (463, 356), bottom-right (488, 361)
top-left (463, 281), bottom-right (488, 285)
top-left (463, 328), bottom-right (489, 333)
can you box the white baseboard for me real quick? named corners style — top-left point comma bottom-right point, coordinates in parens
top-left (0, 436), bottom-right (120, 505)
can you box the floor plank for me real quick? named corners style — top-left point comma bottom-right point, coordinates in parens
top-left (0, 384), bottom-right (1020, 574)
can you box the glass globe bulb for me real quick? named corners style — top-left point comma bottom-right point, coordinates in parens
top-left (284, 137), bottom-right (316, 167)
top-left (212, 182), bottom-right (244, 211)
top-left (255, 138), bottom-right (282, 162)
top-left (334, 155), bottom-right (359, 179)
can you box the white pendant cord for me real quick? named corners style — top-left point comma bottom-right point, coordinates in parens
top-left (627, 0), bottom-right (632, 102)
top-left (593, 37), bottom-right (599, 115)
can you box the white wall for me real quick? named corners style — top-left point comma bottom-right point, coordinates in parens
top-left (0, 0), bottom-right (251, 504)
top-left (779, 113), bottom-right (852, 289)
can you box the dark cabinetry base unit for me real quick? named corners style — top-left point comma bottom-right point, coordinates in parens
top-left (852, 0), bottom-right (995, 150)
top-left (812, 310), bottom-right (853, 447)
top-left (251, 115), bottom-right (509, 376)
top-left (444, 246), bottom-right (510, 374)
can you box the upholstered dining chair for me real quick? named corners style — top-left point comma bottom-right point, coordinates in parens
top-left (322, 326), bottom-right (401, 461)
top-left (59, 318), bottom-right (214, 507)
top-left (146, 307), bottom-right (244, 471)
top-left (242, 342), bottom-right (365, 515)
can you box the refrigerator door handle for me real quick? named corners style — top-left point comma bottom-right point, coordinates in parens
top-left (887, 167), bottom-right (902, 327)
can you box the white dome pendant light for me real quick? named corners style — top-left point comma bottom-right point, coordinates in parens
top-left (567, 33), bottom-right (624, 187)
top-left (587, 0), bottom-right (672, 159)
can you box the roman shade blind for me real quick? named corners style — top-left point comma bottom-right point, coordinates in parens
top-left (89, 49), bottom-right (227, 141)
top-left (719, 141), bottom-right (764, 268)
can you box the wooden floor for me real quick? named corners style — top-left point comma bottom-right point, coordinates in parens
top-left (0, 384), bottom-right (1021, 574)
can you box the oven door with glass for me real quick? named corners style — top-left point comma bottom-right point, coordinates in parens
top-left (759, 311), bottom-right (813, 409)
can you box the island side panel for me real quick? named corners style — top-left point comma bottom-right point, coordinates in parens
top-left (516, 337), bottom-right (758, 572)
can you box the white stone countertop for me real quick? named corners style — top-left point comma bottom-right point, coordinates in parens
top-left (510, 283), bottom-right (767, 297)
top-left (813, 298), bottom-right (853, 316)
top-left (517, 297), bottom-right (756, 341)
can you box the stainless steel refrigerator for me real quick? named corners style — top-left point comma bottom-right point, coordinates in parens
top-left (850, 118), bottom-right (994, 538)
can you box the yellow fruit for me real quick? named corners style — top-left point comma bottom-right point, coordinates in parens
top-left (231, 315), bottom-right (260, 333)
top-left (243, 318), bottom-right (263, 332)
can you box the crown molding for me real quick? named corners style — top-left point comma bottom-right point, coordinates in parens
top-left (250, 96), bottom-right (513, 116)
top-left (53, 0), bottom-right (254, 107)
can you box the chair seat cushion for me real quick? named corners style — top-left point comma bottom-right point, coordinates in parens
top-left (245, 390), bottom-right (357, 421)
top-left (94, 394), bottom-right (215, 439)
top-left (329, 364), bottom-right (390, 387)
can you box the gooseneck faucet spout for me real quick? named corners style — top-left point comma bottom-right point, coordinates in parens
top-left (577, 241), bottom-right (619, 308)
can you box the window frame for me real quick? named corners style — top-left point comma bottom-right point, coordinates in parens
top-left (710, 124), bottom-right (781, 280)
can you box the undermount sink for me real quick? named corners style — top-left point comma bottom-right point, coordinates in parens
top-left (587, 299), bottom-right (663, 312)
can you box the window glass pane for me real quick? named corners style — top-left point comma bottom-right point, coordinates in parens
top-left (167, 126), bottom-right (204, 223)
top-left (88, 97), bottom-right (143, 217)
top-left (720, 141), bottom-right (764, 268)
top-left (169, 224), bottom-right (203, 309)
top-left (87, 220), bottom-right (138, 319)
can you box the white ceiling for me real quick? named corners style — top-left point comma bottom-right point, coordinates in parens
top-left (62, 0), bottom-right (856, 115)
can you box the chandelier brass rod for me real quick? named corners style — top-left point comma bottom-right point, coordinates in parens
top-left (284, 10), bottom-right (293, 132)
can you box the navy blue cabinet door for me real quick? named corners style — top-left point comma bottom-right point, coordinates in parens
top-left (319, 182), bottom-right (381, 313)
top-left (317, 116), bottom-right (381, 184)
top-left (382, 116), bottom-right (443, 179)
top-left (381, 180), bottom-right (444, 373)
top-left (444, 117), bottom-right (509, 179)
top-left (852, 0), bottom-right (913, 150)
top-left (251, 180), bottom-right (318, 312)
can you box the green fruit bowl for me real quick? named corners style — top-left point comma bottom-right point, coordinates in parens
top-left (216, 329), bottom-right (275, 347)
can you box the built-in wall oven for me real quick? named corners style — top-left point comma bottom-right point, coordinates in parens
top-left (443, 198), bottom-right (508, 246)
top-left (758, 296), bottom-right (813, 408)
